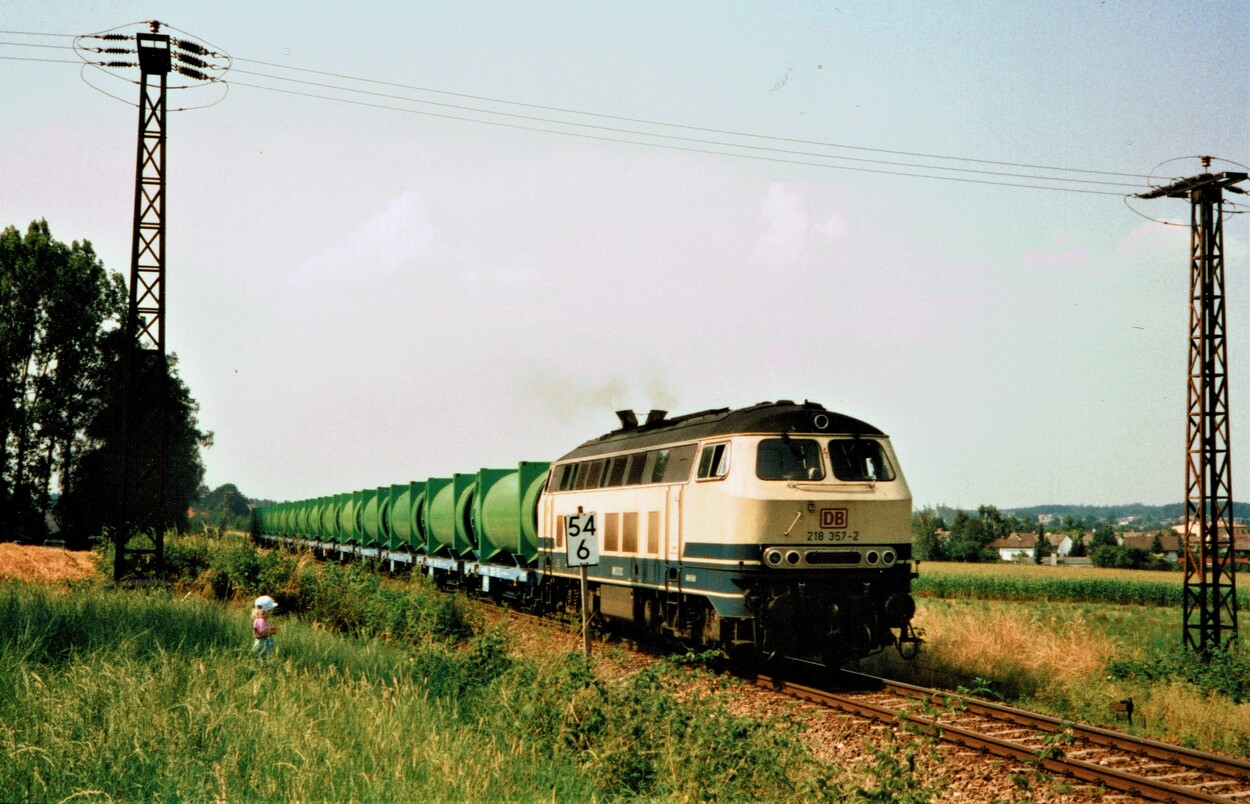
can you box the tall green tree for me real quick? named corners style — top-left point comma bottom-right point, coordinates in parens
top-left (1, 221), bottom-right (123, 540)
top-left (1091, 521), bottom-right (1118, 550)
top-left (55, 332), bottom-right (212, 547)
top-left (1, 219), bottom-right (210, 548)
top-left (912, 506), bottom-right (946, 561)
top-left (1033, 522), bottom-right (1051, 564)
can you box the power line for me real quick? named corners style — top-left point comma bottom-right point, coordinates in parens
top-left (233, 54), bottom-right (1152, 182)
top-left (0, 30), bottom-right (76, 38)
top-left (225, 78), bottom-right (1130, 197)
top-left (0, 39), bottom-right (76, 50)
top-left (0, 55), bottom-right (83, 65)
top-left (227, 66), bottom-right (1143, 191)
top-left (5, 26), bottom-right (1160, 196)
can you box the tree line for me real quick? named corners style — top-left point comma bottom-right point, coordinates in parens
top-left (912, 505), bottom-right (1176, 570)
top-left (1, 220), bottom-right (210, 548)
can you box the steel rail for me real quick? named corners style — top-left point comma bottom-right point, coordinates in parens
top-left (857, 673), bottom-right (1250, 780)
top-left (757, 675), bottom-right (1248, 803)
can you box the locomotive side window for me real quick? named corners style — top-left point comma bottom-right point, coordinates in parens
top-left (646, 510), bottom-right (660, 554)
top-left (648, 450), bottom-right (670, 483)
top-left (697, 443), bottom-right (731, 480)
top-left (828, 438), bottom-right (895, 481)
top-left (604, 456), bottom-right (629, 487)
top-left (576, 459), bottom-right (606, 490)
top-left (756, 438), bottom-right (825, 480)
top-left (660, 444), bottom-right (696, 482)
top-left (550, 464), bottom-right (576, 492)
top-left (625, 453), bottom-right (647, 486)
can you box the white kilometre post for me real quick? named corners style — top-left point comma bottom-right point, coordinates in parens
top-left (566, 511), bottom-right (599, 657)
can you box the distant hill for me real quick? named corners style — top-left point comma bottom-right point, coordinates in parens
top-left (1005, 502), bottom-right (1248, 522)
top-left (923, 502), bottom-right (1248, 530)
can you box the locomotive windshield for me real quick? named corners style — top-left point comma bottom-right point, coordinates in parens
top-left (756, 438), bottom-right (824, 480)
top-left (828, 438), bottom-right (895, 481)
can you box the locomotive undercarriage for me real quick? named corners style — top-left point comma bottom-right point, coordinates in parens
top-left (746, 568), bottom-right (919, 666)
top-left (541, 565), bottom-right (918, 670)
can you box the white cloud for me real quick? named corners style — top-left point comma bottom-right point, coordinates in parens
top-left (291, 190), bottom-right (439, 285)
top-left (1022, 233), bottom-right (1089, 269)
top-left (752, 182), bottom-right (847, 267)
top-left (1116, 220), bottom-right (1187, 257)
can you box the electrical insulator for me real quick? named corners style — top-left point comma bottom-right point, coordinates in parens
top-left (100, 61), bottom-right (138, 68)
top-left (176, 52), bottom-right (209, 69)
top-left (174, 38), bottom-right (209, 55)
top-left (97, 33), bottom-right (132, 41)
top-left (94, 47), bottom-right (135, 55)
top-left (176, 66), bottom-right (209, 81)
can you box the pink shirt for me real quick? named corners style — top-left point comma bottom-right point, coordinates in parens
top-left (253, 615), bottom-right (272, 638)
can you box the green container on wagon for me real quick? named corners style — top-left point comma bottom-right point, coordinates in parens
top-left (376, 486), bottom-right (392, 549)
top-left (425, 477), bottom-right (455, 556)
top-left (297, 501), bottom-right (311, 537)
top-left (314, 497), bottom-right (330, 539)
top-left (517, 462), bottom-right (549, 564)
top-left (470, 462), bottom-right (549, 564)
top-left (473, 468), bottom-right (514, 563)
top-left (336, 492), bottom-right (357, 545)
top-left (360, 488), bottom-right (381, 547)
top-left (470, 462), bottom-right (547, 562)
top-left (411, 482), bottom-right (429, 553)
top-left (452, 473), bottom-right (478, 558)
top-left (323, 495), bottom-right (340, 542)
top-left (387, 483), bottom-right (414, 551)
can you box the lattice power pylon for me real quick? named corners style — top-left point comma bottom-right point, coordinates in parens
top-left (114, 25), bottom-right (171, 581)
top-left (1138, 159), bottom-right (1246, 656)
top-left (75, 20), bottom-right (228, 581)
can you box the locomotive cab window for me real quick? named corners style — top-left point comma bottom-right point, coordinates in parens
top-left (550, 463), bottom-right (578, 492)
top-left (697, 443), bottom-right (731, 480)
top-left (756, 438), bottom-right (825, 480)
top-left (828, 438), bottom-right (895, 481)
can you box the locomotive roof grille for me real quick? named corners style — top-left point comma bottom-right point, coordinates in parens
top-left (559, 400), bottom-right (885, 461)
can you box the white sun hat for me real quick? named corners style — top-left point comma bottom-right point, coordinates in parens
top-left (254, 595), bottom-right (278, 611)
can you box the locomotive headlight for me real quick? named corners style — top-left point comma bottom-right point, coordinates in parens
top-left (765, 549), bottom-right (783, 566)
top-left (785, 550), bottom-right (801, 565)
top-left (882, 550), bottom-right (896, 566)
top-left (865, 550), bottom-right (880, 565)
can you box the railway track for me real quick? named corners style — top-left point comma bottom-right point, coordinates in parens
top-left (757, 671), bottom-right (1250, 803)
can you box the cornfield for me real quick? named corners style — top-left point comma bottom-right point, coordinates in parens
top-left (913, 561), bottom-right (1250, 608)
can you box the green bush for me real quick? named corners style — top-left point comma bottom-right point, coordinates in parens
top-left (1107, 644), bottom-right (1250, 703)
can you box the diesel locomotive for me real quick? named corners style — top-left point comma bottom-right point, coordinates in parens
top-left (253, 400), bottom-right (919, 668)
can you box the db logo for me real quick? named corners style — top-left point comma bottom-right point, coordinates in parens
top-left (820, 508), bottom-right (849, 529)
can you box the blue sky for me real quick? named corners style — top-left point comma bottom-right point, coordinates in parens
top-left (2, 1), bottom-right (1246, 508)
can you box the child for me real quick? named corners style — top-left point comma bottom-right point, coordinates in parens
top-left (252, 595), bottom-right (278, 659)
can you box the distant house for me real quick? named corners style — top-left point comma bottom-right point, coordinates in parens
top-left (988, 531), bottom-right (1072, 562)
top-left (1169, 522), bottom-right (1250, 563)
top-left (1119, 531), bottom-right (1181, 562)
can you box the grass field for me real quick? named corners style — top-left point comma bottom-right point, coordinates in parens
top-left (4, 538), bottom-right (1248, 803)
top-left (912, 560), bottom-right (1250, 608)
top-left (1, 547), bottom-right (922, 802)
top-left (862, 562), bottom-right (1250, 757)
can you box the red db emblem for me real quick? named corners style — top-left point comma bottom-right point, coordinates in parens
top-left (820, 508), bottom-right (848, 529)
